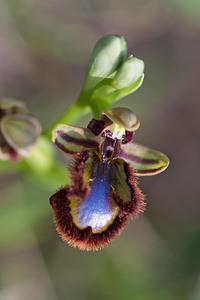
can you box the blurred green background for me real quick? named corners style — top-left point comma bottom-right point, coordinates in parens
top-left (0, 0), bottom-right (200, 299)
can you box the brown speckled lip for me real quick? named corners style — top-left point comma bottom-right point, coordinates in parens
top-left (49, 150), bottom-right (145, 251)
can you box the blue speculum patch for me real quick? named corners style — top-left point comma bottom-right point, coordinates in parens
top-left (75, 176), bottom-right (119, 233)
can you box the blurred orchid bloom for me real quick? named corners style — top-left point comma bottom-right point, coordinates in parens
top-left (50, 107), bottom-right (169, 250)
top-left (0, 99), bottom-right (41, 161)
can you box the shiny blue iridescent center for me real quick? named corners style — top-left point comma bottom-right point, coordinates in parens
top-left (76, 176), bottom-right (118, 233)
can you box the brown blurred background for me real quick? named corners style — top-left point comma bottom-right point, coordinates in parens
top-left (0, 0), bottom-right (200, 299)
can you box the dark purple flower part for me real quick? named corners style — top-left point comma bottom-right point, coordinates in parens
top-left (50, 107), bottom-right (169, 250)
top-left (87, 119), bottom-right (106, 136)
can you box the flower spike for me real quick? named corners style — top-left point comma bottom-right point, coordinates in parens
top-left (50, 107), bottom-right (169, 250)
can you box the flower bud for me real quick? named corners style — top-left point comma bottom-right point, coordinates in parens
top-left (84, 34), bottom-right (127, 89)
top-left (0, 99), bottom-right (41, 161)
top-left (111, 56), bottom-right (144, 89)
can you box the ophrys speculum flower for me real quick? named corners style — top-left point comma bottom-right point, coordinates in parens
top-left (50, 107), bottom-right (169, 250)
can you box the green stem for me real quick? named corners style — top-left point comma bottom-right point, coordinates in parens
top-left (45, 100), bottom-right (90, 137)
top-left (58, 101), bottom-right (90, 125)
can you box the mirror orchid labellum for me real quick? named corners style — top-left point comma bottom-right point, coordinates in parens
top-left (50, 107), bottom-right (169, 250)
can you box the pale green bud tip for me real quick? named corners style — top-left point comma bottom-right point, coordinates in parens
top-left (112, 56), bottom-right (145, 89)
top-left (85, 35), bottom-right (127, 86)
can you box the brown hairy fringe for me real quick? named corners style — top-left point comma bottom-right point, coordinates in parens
top-left (49, 151), bottom-right (145, 251)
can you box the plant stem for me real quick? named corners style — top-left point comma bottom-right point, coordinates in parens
top-left (45, 100), bottom-right (90, 137)
top-left (58, 101), bottom-right (90, 125)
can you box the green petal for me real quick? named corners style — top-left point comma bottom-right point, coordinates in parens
top-left (120, 142), bottom-right (169, 176)
top-left (1, 114), bottom-right (41, 157)
top-left (52, 124), bottom-right (99, 155)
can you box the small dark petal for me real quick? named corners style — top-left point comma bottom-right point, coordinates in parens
top-left (87, 119), bottom-right (105, 136)
top-left (122, 130), bottom-right (135, 144)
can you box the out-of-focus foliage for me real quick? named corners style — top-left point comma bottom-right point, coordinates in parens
top-left (0, 0), bottom-right (200, 300)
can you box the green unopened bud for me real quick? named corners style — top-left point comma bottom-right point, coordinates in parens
top-left (111, 56), bottom-right (144, 90)
top-left (84, 34), bottom-right (127, 89)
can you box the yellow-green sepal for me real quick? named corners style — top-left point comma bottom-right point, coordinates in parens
top-left (120, 142), bottom-right (169, 176)
top-left (52, 124), bottom-right (99, 155)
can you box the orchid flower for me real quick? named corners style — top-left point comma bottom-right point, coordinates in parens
top-left (50, 107), bottom-right (169, 250)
